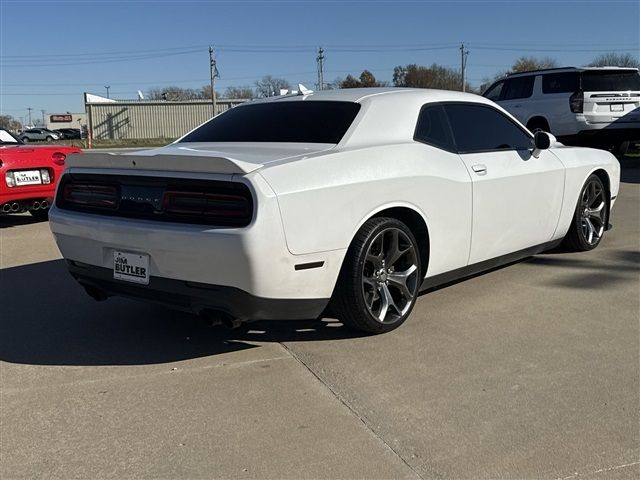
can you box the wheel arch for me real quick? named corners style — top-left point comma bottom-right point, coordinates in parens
top-left (526, 115), bottom-right (550, 132)
top-left (343, 204), bottom-right (430, 278)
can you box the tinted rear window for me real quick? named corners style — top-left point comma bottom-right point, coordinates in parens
top-left (180, 101), bottom-right (361, 144)
top-left (542, 72), bottom-right (580, 93)
top-left (502, 76), bottom-right (535, 100)
top-left (581, 71), bottom-right (640, 91)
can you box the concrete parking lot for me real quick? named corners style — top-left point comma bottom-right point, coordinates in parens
top-left (1, 163), bottom-right (638, 479)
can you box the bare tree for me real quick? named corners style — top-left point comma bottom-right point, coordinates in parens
top-left (254, 76), bottom-right (290, 97)
top-left (147, 86), bottom-right (204, 101)
top-left (222, 86), bottom-right (254, 99)
top-left (0, 114), bottom-right (22, 131)
top-left (589, 52), bottom-right (640, 68)
top-left (511, 56), bottom-right (559, 73)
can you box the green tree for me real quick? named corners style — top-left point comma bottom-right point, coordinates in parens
top-left (588, 52), bottom-right (640, 68)
top-left (339, 70), bottom-right (385, 88)
top-left (392, 64), bottom-right (468, 91)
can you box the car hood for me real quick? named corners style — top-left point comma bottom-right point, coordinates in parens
top-left (66, 142), bottom-right (335, 174)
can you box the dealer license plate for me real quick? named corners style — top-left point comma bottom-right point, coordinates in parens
top-left (113, 251), bottom-right (150, 285)
top-left (14, 170), bottom-right (42, 186)
top-left (610, 104), bottom-right (624, 112)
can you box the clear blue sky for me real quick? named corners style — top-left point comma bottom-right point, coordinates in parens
top-left (1, 0), bottom-right (638, 121)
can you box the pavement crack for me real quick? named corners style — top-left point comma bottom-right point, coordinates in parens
top-left (558, 460), bottom-right (640, 479)
top-left (278, 342), bottom-right (425, 480)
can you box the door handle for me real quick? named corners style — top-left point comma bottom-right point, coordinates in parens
top-left (472, 164), bottom-right (487, 175)
top-left (513, 104), bottom-right (521, 108)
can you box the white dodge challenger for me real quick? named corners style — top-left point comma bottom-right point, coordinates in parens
top-left (49, 88), bottom-right (620, 334)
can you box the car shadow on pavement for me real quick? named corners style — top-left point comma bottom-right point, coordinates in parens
top-left (620, 161), bottom-right (640, 183)
top-left (0, 214), bottom-right (47, 229)
top-left (0, 259), bottom-right (361, 367)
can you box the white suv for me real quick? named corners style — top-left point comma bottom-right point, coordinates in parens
top-left (483, 67), bottom-right (640, 153)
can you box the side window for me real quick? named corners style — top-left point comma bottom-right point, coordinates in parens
top-left (444, 104), bottom-right (533, 153)
top-left (542, 72), bottom-right (579, 93)
top-left (414, 104), bottom-right (455, 152)
top-left (483, 81), bottom-right (504, 101)
top-left (502, 76), bottom-right (535, 100)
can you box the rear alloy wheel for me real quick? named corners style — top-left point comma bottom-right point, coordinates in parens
top-left (563, 174), bottom-right (608, 251)
top-left (332, 217), bottom-right (421, 334)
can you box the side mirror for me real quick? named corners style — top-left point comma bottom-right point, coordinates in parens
top-left (531, 131), bottom-right (555, 158)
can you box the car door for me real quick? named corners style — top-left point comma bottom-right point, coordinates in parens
top-left (443, 103), bottom-right (565, 265)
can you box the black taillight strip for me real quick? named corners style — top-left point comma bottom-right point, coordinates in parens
top-left (56, 173), bottom-right (253, 227)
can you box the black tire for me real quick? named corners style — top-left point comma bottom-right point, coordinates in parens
top-left (526, 118), bottom-right (550, 134)
top-left (45, 136), bottom-right (53, 141)
top-left (20, 137), bottom-right (29, 143)
top-left (563, 174), bottom-right (608, 251)
top-left (331, 217), bottom-right (422, 334)
top-left (29, 208), bottom-right (49, 221)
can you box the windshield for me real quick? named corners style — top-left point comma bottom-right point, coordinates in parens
top-left (581, 70), bottom-right (640, 91)
top-left (0, 129), bottom-right (20, 144)
top-left (179, 101), bottom-right (361, 144)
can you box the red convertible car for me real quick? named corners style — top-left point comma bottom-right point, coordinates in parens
top-left (0, 129), bottom-right (82, 219)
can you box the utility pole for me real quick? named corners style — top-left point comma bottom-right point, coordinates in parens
top-left (460, 43), bottom-right (469, 92)
top-left (316, 47), bottom-right (325, 91)
top-left (104, 85), bottom-right (110, 98)
top-left (27, 107), bottom-right (32, 126)
top-left (41, 109), bottom-right (46, 127)
top-left (209, 46), bottom-right (219, 117)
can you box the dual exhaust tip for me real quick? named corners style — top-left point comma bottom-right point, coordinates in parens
top-left (1, 200), bottom-right (49, 214)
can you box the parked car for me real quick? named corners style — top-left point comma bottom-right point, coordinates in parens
top-left (19, 128), bottom-right (61, 142)
top-left (54, 128), bottom-right (82, 140)
top-left (483, 67), bottom-right (640, 155)
top-left (0, 128), bottom-right (82, 219)
top-left (49, 88), bottom-right (620, 334)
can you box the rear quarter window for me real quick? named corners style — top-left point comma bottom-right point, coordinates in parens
top-left (542, 72), bottom-right (580, 93)
top-left (414, 105), bottom-right (455, 152)
top-left (502, 76), bottom-right (535, 100)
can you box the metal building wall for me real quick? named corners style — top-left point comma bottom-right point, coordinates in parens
top-left (86, 100), bottom-right (245, 140)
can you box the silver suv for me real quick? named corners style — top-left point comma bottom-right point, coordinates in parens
top-left (483, 67), bottom-right (640, 154)
top-left (19, 128), bottom-right (61, 142)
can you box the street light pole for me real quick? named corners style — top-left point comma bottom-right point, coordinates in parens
top-left (104, 85), bottom-right (111, 98)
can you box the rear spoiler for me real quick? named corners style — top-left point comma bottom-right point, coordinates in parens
top-left (65, 151), bottom-right (263, 175)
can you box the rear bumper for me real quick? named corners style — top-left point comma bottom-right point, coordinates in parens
top-left (68, 261), bottom-right (328, 320)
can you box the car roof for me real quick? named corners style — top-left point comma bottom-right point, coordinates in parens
top-left (506, 66), bottom-right (639, 78)
top-left (244, 87), bottom-right (489, 105)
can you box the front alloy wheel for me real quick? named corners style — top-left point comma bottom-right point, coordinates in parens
top-left (333, 217), bottom-right (421, 334)
top-left (564, 174), bottom-right (608, 251)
